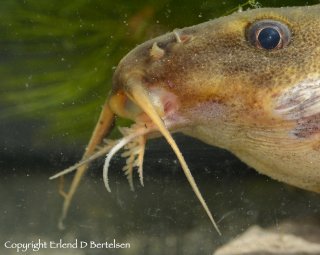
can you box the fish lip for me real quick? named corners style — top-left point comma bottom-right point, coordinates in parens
top-left (112, 88), bottom-right (186, 131)
top-left (109, 70), bottom-right (146, 120)
top-left (110, 69), bottom-right (187, 131)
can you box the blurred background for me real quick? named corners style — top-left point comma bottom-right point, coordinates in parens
top-left (1, 0), bottom-right (320, 254)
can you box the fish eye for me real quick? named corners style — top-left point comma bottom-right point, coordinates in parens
top-left (246, 20), bottom-right (291, 50)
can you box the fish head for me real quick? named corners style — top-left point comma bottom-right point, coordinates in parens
top-left (108, 4), bottom-right (320, 192)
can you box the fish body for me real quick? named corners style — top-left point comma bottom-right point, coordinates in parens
top-left (55, 4), bottom-right (320, 229)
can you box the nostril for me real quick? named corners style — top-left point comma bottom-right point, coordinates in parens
top-left (150, 42), bottom-right (165, 60)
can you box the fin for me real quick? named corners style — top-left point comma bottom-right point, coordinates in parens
top-left (275, 78), bottom-right (320, 120)
top-left (126, 77), bottom-right (222, 235)
top-left (58, 100), bottom-right (115, 229)
top-left (275, 78), bottom-right (320, 138)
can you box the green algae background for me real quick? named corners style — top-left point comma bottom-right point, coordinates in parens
top-left (1, 0), bottom-right (320, 149)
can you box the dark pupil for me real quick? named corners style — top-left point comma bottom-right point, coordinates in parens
top-left (257, 27), bottom-right (281, 50)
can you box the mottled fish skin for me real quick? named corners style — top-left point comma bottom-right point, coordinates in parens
top-left (110, 4), bottom-right (320, 192)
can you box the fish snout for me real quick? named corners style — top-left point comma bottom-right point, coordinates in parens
top-left (109, 42), bottom-right (150, 120)
top-left (108, 85), bottom-right (143, 121)
top-left (109, 71), bottom-right (180, 125)
top-left (109, 29), bottom-right (192, 123)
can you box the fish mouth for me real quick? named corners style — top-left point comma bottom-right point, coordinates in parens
top-left (108, 72), bottom-right (182, 129)
top-left (108, 90), bottom-right (142, 121)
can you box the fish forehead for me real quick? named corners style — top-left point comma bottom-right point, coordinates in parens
top-left (114, 4), bottom-right (320, 101)
top-left (165, 7), bottom-right (318, 87)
